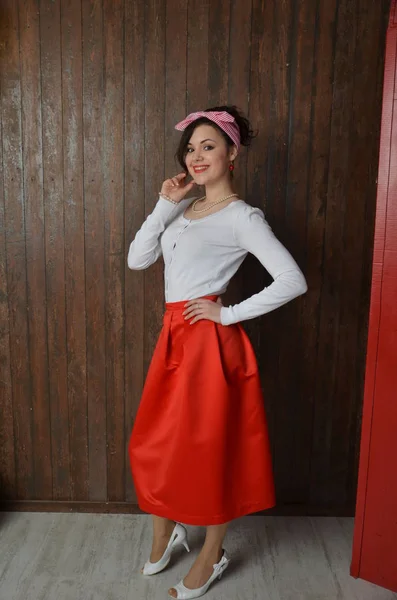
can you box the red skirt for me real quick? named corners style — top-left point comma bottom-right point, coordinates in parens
top-left (128, 296), bottom-right (276, 525)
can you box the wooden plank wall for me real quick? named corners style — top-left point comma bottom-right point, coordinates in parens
top-left (0, 0), bottom-right (390, 514)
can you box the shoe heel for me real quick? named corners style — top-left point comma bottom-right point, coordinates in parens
top-left (182, 539), bottom-right (190, 553)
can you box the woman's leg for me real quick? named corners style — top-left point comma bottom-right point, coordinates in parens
top-left (141, 515), bottom-right (176, 572)
top-left (168, 522), bottom-right (229, 597)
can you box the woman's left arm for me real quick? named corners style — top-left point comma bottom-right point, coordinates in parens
top-left (220, 206), bottom-right (308, 326)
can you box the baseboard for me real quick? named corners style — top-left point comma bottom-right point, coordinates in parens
top-left (0, 500), bottom-right (354, 517)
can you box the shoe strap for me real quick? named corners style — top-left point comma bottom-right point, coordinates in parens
top-left (212, 552), bottom-right (229, 572)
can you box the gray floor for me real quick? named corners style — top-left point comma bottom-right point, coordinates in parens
top-left (0, 513), bottom-right (396, 600)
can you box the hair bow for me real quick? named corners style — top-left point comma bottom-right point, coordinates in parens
top-left (175, 110), bottom-right (240, 150)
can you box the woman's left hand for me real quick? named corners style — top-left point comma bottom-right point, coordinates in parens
top-left (183, 297), bottom-right (223, 325)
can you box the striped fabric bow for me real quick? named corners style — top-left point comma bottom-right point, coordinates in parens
top-left (175, 110), bottom-right (241, 150)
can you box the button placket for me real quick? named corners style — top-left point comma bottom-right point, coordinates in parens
top-left (170, 222), bottom-right (190, 256)
top-left (166, 222), bottom-right (190, 295)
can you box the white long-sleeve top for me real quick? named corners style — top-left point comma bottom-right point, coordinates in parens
top-left (128, 195), bottom-right (308, 326)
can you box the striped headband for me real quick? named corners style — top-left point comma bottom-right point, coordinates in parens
top-left (175, 111), bottom-right (241, 151)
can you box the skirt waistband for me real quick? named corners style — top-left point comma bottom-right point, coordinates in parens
top-left (165, 295), bottom-right (219, 312)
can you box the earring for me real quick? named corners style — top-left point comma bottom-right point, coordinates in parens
top-left (229, 162), bottom-right (235, 172)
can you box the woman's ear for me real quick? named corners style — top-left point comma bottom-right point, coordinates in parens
top-left (229, 146), bottom-right (238, 162)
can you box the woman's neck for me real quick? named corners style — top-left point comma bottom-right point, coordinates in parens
top-left (203, 181), bottom-right (235, 204)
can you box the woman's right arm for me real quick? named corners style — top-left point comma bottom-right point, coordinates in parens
top-left (128, 173), bottom-right (196, 270)
top-left (127, 195), bottom-right (182, 270)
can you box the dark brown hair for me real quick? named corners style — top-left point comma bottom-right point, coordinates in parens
top-left (174, 105), bottom-right (257, 173)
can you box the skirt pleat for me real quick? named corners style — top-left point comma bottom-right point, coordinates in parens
top-left (128, 296), bottom-right (276, 525)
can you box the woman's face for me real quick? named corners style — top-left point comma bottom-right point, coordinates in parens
top-left (184, 124), bottom-right (237, 186)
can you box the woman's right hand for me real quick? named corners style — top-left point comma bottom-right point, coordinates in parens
top-left (160, 172), bottom-right (196, 203)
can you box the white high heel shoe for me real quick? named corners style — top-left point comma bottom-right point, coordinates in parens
top-left (142, 522), bottom-right (190, 576)
top-left (168, 549), bottom-right (230, 599)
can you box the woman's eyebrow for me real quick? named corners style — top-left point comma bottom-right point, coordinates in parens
top-left (187, 138), bottom-right (216, 145)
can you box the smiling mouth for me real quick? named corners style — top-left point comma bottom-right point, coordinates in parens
top-left (193, 166), bottom-right (209, 173)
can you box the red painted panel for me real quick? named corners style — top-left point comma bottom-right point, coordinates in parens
top-left (351, 4), bottom-right (397, 592)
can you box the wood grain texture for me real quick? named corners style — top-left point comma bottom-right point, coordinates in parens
top-left (124, 0), bottom-right (145, 502)
top-left (62, 0), bottom-right (88, 502)
top-left (0, 0), bottom-right (391, 514)
top-left (164, 0), bottom-right (188, 178)
top-left (1, 0), bottom-right (34, 500)
top-left (103, 0), bottom-right (125, 502)
top-left (304, 0), bottom-right (338, 508)
top-left (19, 0), bottom-right (52, 500)
top-left (40, 0), bottom-right (70, 500)
top-left (325, 0), bottom-right (361, 510)
top-left (0, 36), bottom-right (16, 502)
top-left (247, 0), bottom-right (282, 462)
top-left (273, 0), bottom-right (317, 504)
top-left (228, 0), bottom-right (252, 199)
top-left (208, 0), bottom-right (230, 106)
top-left (82, 0), bottom-right (107, 502)
top-left (187, 0), bottom-right (210, 113)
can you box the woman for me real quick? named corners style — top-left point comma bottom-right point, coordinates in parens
top-left (128, 106), bottom-right (308, 599)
